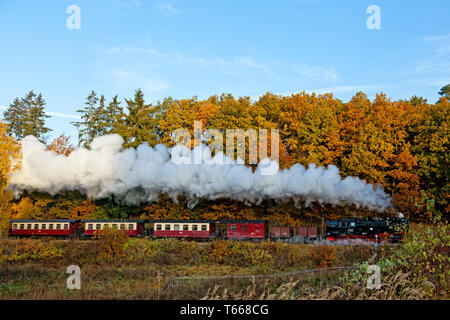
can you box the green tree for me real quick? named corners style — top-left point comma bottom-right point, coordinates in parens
top-left (103, 95), bottom-right (125, 135)
top-left (121, 89), bottom-right (160, 148)
top-left (73, 91), bottom-right (109, 148)
top-left (409, 95), bottom-right (428, 106)
top-left (3, 91), bottom-right (51, 141)
top-left (438, 84), bottom-right (450, 100)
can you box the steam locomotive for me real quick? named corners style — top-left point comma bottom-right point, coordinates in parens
top-left (9, 217), bottom-right (409, 243)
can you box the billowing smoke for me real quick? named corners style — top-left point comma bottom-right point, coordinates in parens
top-left (9, 134), bottom-right (392, 211)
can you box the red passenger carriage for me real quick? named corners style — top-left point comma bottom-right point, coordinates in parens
top-left (9, 220), bottom-right (80, 238)
top-left (82, 220), bottom-right (147, 237)
top-left (151, 220), bottom-right (216, 239)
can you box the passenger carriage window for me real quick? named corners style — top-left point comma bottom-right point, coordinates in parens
top-left (201, 224), bottom-right (207, 231)
top-left (183, 225), bottom-right (189, 231)
top-left (156, 224), bottom-right (162, 231)
top-left (27, 224), bottom-right (32, 229)
top-left (20, 224), bottom-right (25, 229)
top-left (56, 224), bottom-right (61, 230)
top-left (88, 224), bottom-right (93, 230)
top-left (128, 224), bottom-right (134, 230)
top-left (34, 224), bottom-right (39, 229)
top-left (42, 224), bottom-right (46, 230)
top-left (192, 225), bottom-right (198, 231)
top-left (165, 225), bottom-right (171, 231)
top-left (49, 224), bottom-right (54, 230)
top-left (174, 224), bottom-right (180, 231)
top-left (96, 224), bottom-right (101, 230)
top-left (64, 224), bottom-right (69, 230)
top-left (13, 224), bottom-right (17, 229)
top-left (120, 224), bottom-right (125, 230)
top-left (112, 224), bottom-right (118, 229)
top-left (230, 225), bottom-right (236, 232)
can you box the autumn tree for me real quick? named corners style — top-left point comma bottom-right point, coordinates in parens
top-left (276, 92), bottom-right (342, 166)
top-left (0, 190), bottom-right (14, 237)
top-left (0, 123), bottom-right (22, 193)
top-left (47, 133), bottom-right (75, 156)
top-left (158, 96), bottom-right (220, 147)
top-left (370, 94), bottom-right (420, 216)
top-left (410, 99), bottom-right (449, 219)
top-left (0, 123), bottom-right (21, 236)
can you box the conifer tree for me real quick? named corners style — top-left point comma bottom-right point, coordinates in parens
top-left (3, 91), bottom-right (51, 141)
top-left (122, 89), bottom-right (160, 148)
top-left (104, 95), bottom-right (125, 135)
top-left (73, 91), bottom-right (109, 148)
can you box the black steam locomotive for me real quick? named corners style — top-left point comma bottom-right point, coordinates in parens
top-left (326, 217), bottom-right (409, 243)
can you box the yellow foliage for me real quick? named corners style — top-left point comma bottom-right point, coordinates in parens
top-left (96, 227), bottom-right (129, 260)
top-left (0, 123), bottom-right (21, 193)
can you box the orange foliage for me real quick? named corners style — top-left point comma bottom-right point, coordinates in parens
top-left (309, 245), bottom-right (337, 268)
top-left (47, 133), bottom-right (75, 156)
top-left (71, 200), bottom-right (97, 220)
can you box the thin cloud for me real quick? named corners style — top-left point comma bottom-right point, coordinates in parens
top-left (293, 64), bottom-right (338, 82)
top-left (103, 46), bottom-right (338, 83)
top-left (306, 84), bottom-right (384, 94)
top-left (46, 112), bottom-right (81, 120)
top-left (156, 1), bottom-right (181, 15)
top-left (415, 34), bottom-right (450, 75)
top-left (423, 34), bottom-right (450, 42)
top-left (0, 105), bottom-right (80, 120)
top-left (106, 67), bottom-right (170, 94)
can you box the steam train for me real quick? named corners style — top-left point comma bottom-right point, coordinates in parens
top-left (9, 217), bottom-right (409, 243)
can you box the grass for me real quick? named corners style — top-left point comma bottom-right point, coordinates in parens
top-left (0, 224), bottom-right (447, 300)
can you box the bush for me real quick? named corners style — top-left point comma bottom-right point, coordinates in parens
top-left (388, 221), bottom-right (449, 297)
top-left (97, 228), bottom-right (129, 261)
top-left (0, 240), bottom-right (64, 264)
top-left (340, 222), bottom-right (449, 299)
top-left (309, 245), bottom-right (337, 268)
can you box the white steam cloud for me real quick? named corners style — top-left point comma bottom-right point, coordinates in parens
top-left (9, 135), bottom-right (392, 211)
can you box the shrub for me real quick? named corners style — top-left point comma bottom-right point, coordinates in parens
top-left (388, 221), bottom-right (449, 297)
top-left (309, 245), bottom-right (337, 268)
top-left (97, 228), bottom-right (129, 261)
top-left (339, 222), bottom-right (449, 299)
top-left (0, 240), bottom-right (64, 264)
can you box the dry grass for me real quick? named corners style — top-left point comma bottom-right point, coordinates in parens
top-left (0, 229), bottom-right (446, 300)
top-left (201, 272), bottom-right (434, 300)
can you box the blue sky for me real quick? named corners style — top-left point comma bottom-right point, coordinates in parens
top-left (0, 0), bottom-right (449, 141)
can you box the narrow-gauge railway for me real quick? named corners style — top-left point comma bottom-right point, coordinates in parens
top-left (8, 217), bottom-right (409, 244)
